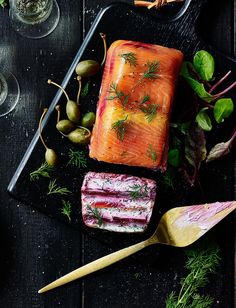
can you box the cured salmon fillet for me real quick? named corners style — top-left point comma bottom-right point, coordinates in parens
top-left (90, 40), bottom-right (183, 170)
top-left (81, 172), bottom-right (157, 233)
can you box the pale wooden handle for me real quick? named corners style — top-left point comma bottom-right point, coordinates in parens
top-left (38, 239), bottom-right (153, 294)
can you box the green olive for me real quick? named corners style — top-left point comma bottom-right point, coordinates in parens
top-left (67, 127), bottom-right (91, 145)
top-left (56, 119), bottom-right (75, 134)
top-left (66, 100), bottom-right (80, 123)
top-left (75, 60), bottom-right (101, 78)
top-left (81, 112), bottom-right (96, 128)
top-left (45, 148), bottom-right (58, 166)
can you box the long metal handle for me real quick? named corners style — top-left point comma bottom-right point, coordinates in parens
top-left (38, 238), bottom-right (154, 294)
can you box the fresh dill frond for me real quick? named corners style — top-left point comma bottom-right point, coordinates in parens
top-left (120, 52), bottom-right (137, 66)
top-left (30, 162), bottom-right (54, 181)
top-left (0, 0), bottom-right (7, 8)
top-left (140, 95), bottom-right (151, 105)
top-left (111, 115), bottom-right (128, 141)
top-left (139, 95), bottom-right (159, 122)
top-left (165, 245), bottom-right (220, 308)
top-left (147, 144), bottom-right (157, 162)
top-left (107, 82), bottom-right (129, 109)
top-left (67, 149), bottom-right (87, 168)
top-left (81, 81), bottom-right (90, 97)
top-left (47, 179), bottom-right (71, 196)
top-left (129, 184), bottom-right (148, 199)
top-left (61, 200), bottom-right (72, 222)
top-left (87, 205), bottom-right (103, 227)
top-left (143, 61), bottom-right (160, 80)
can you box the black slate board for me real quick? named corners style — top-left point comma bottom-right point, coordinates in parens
top-left (7, 0), bottom-right (236, 252)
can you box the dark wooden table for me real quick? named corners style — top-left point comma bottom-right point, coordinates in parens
top-left (0, 0), bottom-right (235, 307)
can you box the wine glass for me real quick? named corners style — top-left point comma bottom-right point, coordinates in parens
top-left (0, 69), bottom-right (20, 118)
top-left (9, 0), bottom-right (60, 39)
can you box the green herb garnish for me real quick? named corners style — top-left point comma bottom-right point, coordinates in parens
top-left (111, 115), bottom-right (128, 141)
top-left (120, 52), bottom-right (137, 66)
top-left (47, 179), bottom-right (71, 196)
top-left (0, 0), bottom-right (7, 8)
top-left (87, 205), bottom-right (103, 227)
top-left (30, 162), bottom-right (54, 181)
top-left (81, 81), bottom-right (90, 97)
top-left (61, 200), bottom-right (72, 222)
top-left (107, 82), bottom-right (129, 109)
top-left (147, 144), bottom-right (157, 162)
top-left (143, 61), bottom-right (160, 80)
top-left (140, 103), bottom-right (159, 122)
top-left (129, 184), bottom-right (148, 199)
top-left (67, 149), bottom-right (87, 168)
top-left (166, 245), bottom-right (220, 308)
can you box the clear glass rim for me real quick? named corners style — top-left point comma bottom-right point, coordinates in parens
top-left (10, 0), bottom-right (52, 17)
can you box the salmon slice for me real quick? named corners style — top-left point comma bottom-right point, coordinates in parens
top-left (89, 40), bottom-right (183, 170)
top-left (81, 172), bottom-right (157, 233)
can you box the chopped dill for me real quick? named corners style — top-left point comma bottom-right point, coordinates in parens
top-left (120, 52), bottom-right (137, 66)
top-left (87, 205), bottom-right (103, 227)
top-left (61, 200), bottom-right (72, 222)
top-left (147, 144), bottom-right (157, 162)
top-left (111, 115), bottom-right (128, 141)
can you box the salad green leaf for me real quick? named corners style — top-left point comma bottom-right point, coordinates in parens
top-left (196, 108), bottom-right (212, 131)
top-left (168, 149), bottom-right (181, 167)
top-left (193, 50), bottom-right (215, 81)
top-left (213, 98), bottom-right (234, 123)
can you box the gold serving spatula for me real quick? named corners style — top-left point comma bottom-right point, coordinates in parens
top-left (38, 201), bottom-right (236, 294)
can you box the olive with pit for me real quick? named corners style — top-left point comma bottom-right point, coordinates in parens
top-left (56, 119), bottom-right (75, 134)
top-left (67, 127), bottom-right (91, 145)
top-left (81, 112), bottom-right (96, 128)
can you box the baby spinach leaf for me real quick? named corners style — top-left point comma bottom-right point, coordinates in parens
top-left (180, 62), bottom-right (213, 102)
top-left (195, 108), bottom-right (212, 131)
top-left (168, 149), bottom-right (181, 167)
top-left (193, 50), bottom-right (215, 81)
top-left (213, 98), bottom-right (234, 123)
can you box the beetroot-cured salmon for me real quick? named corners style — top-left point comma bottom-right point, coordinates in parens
top-left (89, 40), bottom-right (183, 170)
top-left (81, 172), bottom-right (157, 233)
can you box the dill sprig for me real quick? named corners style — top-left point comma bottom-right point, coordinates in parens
top-left (147, 144), bottom-right (157, 162)
top-left (143, 61), bottom-right (160, 79)
top-left (0, 0), bottom-right (7, 8)
top-left (129, 184), bottom-right (149, 199)
top-left (120, 52), bottom-right (137, 66)
top-left (107, 82), bottom-right (129, 109)
top-left (81, 81), bottom-right (90, 97)
top-left (47, 179), bottom-right (71, 196)
top-left (139, 95), bottom-right (159, 122)
top-left (30, 162), bottom-right (54, 181)
top-left (132, 61), bottom-right (160, 92)
top-left (87, 205), bottom-right (103, 227)
top-left (67, 149), bottom-right (87, 168)
top-left (111, 115), bottom-right (128, 141)
top-left (61, 200), bottom-right (72, 222)
top-left (166, 245), bottom-right (220, 308)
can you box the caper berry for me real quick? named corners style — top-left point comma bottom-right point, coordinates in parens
top-left (75, 60), bottom-right (101, 78)
top-left (56, 119), bottom-right (75, 134)
top-left (66, 100), bottom-right (80, 124)
top-left (81, 112), bottom-right (96, 128)
top-left (45, 148), bottom-right (58, 166)
top-left (67, 128), bottom-right (91, 145)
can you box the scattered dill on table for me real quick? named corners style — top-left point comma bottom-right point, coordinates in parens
top-left (61, 200), bottom-right (72, 222)
top-left (30, 162), bottom-right (54, 181)
top-left (47, 179), bottom-right (71, 196)
top-left (67, 149), bottom-right (87, 168)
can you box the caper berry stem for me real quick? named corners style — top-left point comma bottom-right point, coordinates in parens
top-left (38, 108), bottom-right (49, 150)
top-left (76, 76), bottom-right (82, 105)
top-left (78, 125), bottom-right (91, 137)
top-left (100, 33), bottom-right (107, 67)
top-left (55, 105), bottom-right (60, 123)
top-left (48, 79), bottom-right (70, 102)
